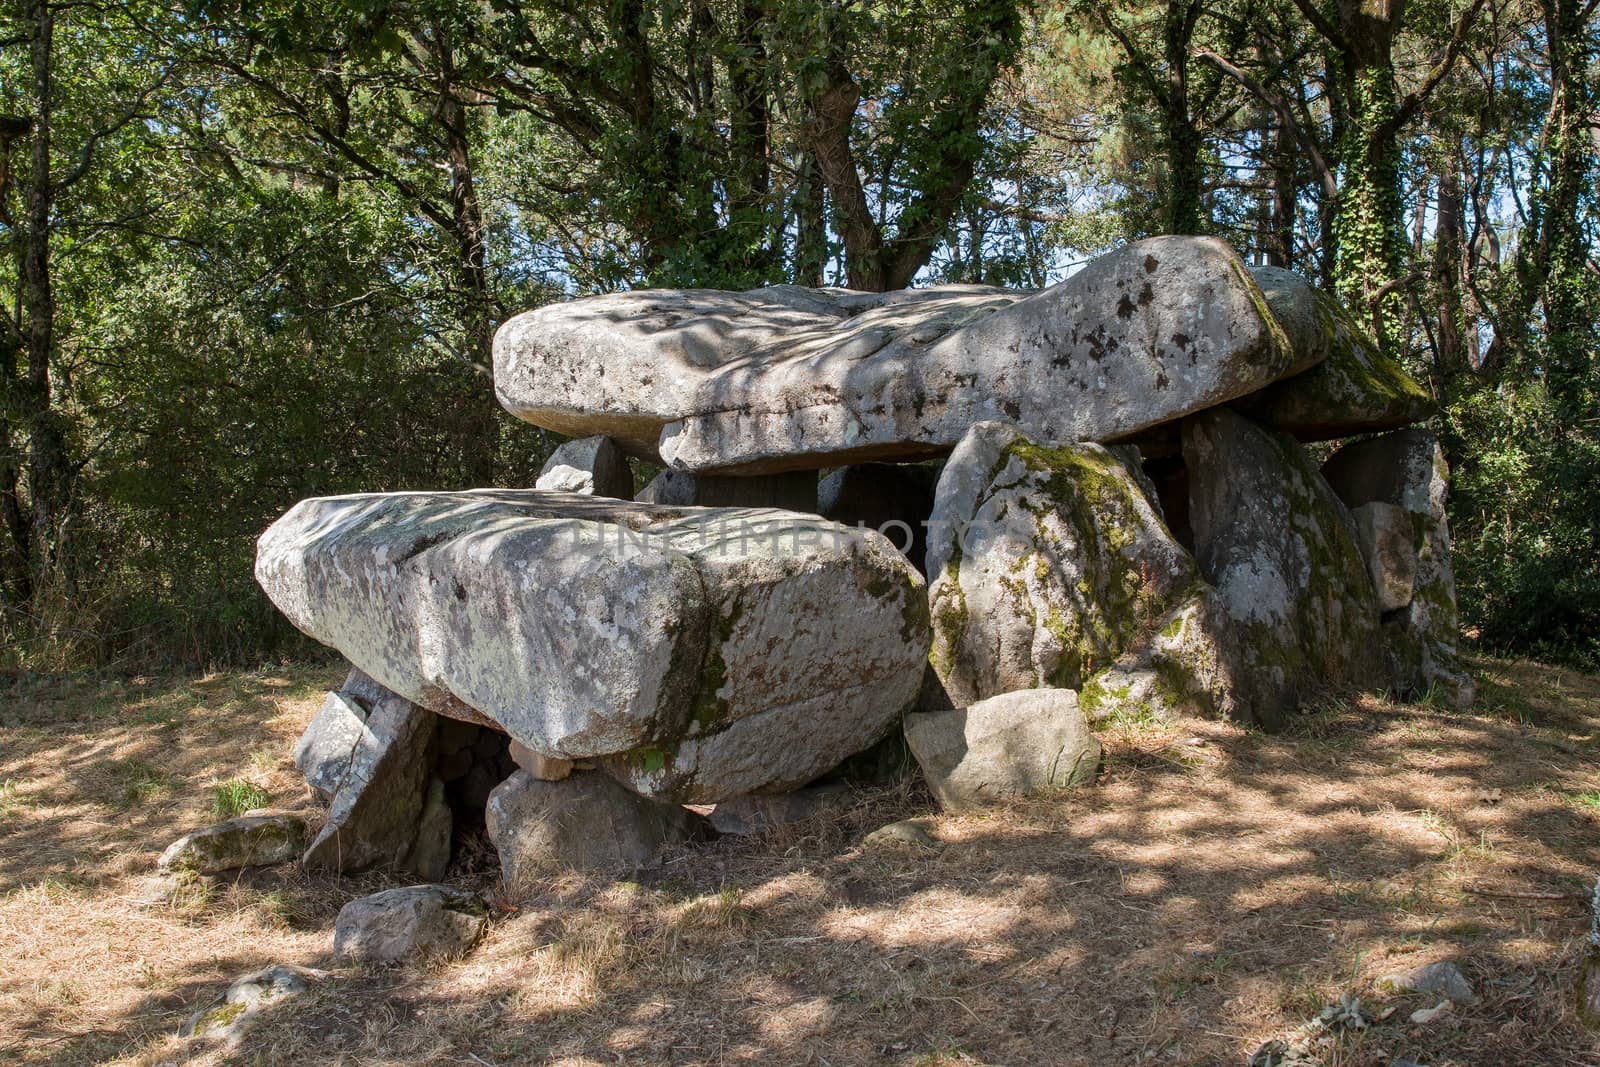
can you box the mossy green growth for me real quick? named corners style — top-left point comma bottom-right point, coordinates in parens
top-left (928, 556), bottom-right (969, 679)
top-left (1230, 255), bottom-right (1296, 377)
top-left (688, 596), bottom-right (745, 733)
top-left (1246, 292), bottom-right (1434, 437)
top-left (193, 1000), bottom-right (248, 1036)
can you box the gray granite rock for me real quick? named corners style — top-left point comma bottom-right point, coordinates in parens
top-left (257, 490), bottom-right (927, 803)
top-left (333, 884), bottom-right (486, 963)
top-left (301, 687), bottom-right (435, 872)
top-left (1238, 265), bottom-right (1436, 440)
top-left (495, 237), bottom-right (1316, 473)
top-left (293, 691), bottom-right (368, 801)
top-left (1350, 501), bottom-right (1419, 612)
top-left (1183, 409), bottom-right (1389, 727)
top-left (535, 435), bottom-right (634, 499)
top-left (158, 813), bottom-right (307, 874)
top-left (404, 777), bottom-right (453, 882)
top-left (904, 689), bottom-right (1101, 810)
top-left (486, 771), bottom-right (702, 881)
top-left (925, 422), bottom-right (1205, 707)
top-left (1323, 428), bottom-right (1473, 707)
top-left (181, 964), bottom-right (324, 1041)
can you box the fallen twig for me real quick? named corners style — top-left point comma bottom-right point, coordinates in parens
top-left (1464, 885), bottom-right (1588, 901)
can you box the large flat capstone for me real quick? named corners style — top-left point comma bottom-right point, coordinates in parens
top-left (256, 490), bottom-right (928, 802)
top-left (494, 236), bottom-right (1317, 474)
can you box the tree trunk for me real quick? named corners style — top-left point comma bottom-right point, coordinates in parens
top-left (1331, 43), bottom-right (1406, 349)
top-left (22, 0), bottom-right (73, 598)
top-left (1431, 149), bottom-right (1467, 373)
top-left (1160, 0), bottom-right (1206, 235)
top-left (430, 31), bottom-right (499, 485)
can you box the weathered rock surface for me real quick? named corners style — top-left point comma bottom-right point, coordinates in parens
top-left (708, 782), bottom-right (852, 836)
top-left (925, 422), bottom-right (1205, 708)
top-left (332, 885), bottom-right (486, 963)
top-left (508, 740), bottom-right (576, 781)
top-left (904, 688), bottom-right (1101, 810)
top-left (818, 462), bottom-right (938, 571)
top-left (257, 490), bottom-right (928, 802)
top-left (495, 237), bottom-right (1316, 473)
top-left (535, 435), bottom-right (634, 499)
top-left (1322, 428), bottom-right (1473, 707)
top-left (294, 691), bottom-right (369, 800)
top-left (1183, 409), bottom-right (1388, 726)
top-left (1238, 266), bottom-right (1435, 439)
top-left (1379, 959), bottom-right (1479, 1005)
top-left (1077, 588), bottom-right (1243, 723)
top-left (1350, 501), bottom-right (1418, 611)
top-left (862, 816), bottom-right (940, 849)
top-left (486, 771), bottom-right (701, 880)
top-left (181, 964), bottom-right (323, 1041)
top-left (302, 687), bottom-right (435, 872)
top-left (405, 777), bottom-right (453, 882)
top-left (158, 813), bottom-right (307, 874)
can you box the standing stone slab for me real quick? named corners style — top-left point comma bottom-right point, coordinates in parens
top-left (1350, 501), bottom-right (1419, 612)
top-left (1238, 266), bottom-right (1436, 440)
top-left (904, 689), bottom-right (1102, 810)
top-left (486, 771), bottom-right (701, 881)
top-left (257, 490), bottom-right (928, 803)
top-left (302, 688), bottom-right (435, 872)
top-left (925, 422), bottom-right (1206, 708)
top-left (1322, 428), bottom-right (1473, 707)
top-left (495, 237), bottom-right (1316, 473)
top-left (1182, 409), bottom-right (1389, 727)
top-left (1077, 588), bottom-right (1244, 723)
top-left (535, 435), bottom-right (635, 499)
top-left (294, 691), bottom-right (369, 801)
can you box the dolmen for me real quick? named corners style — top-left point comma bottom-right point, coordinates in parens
top-left (255, 236), bottom-right (1469, 882)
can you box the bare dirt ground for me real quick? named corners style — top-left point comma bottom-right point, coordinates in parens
top-left (3, 658), bottom-right (1600, 1065)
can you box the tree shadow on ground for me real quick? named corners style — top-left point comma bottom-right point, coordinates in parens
top-left (9, 658), bottom-right (1600, 1066)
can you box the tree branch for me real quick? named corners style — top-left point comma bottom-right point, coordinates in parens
top-left (1394, 0), bottom-right (1490, 129)
top-left (1193, 48), bottom-right (1338, 201)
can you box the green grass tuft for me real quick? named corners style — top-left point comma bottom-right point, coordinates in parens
top-left (211, 779), bottom-right (271, 820)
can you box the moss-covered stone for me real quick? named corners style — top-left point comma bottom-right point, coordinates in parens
top-left (925, 422), bottom-right (1206, 707)
top-left (1183, 408), bottom-right (1390, 727)
top-left (1237, 265), bottom-right (1435, 441)
top-left (158, 812), bottom-right (307, 874)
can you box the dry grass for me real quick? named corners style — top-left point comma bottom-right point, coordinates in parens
top-left (4, 658), bottom-right (1600, 1065)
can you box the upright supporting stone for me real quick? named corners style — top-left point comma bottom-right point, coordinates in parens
top-left (1321, 428), bottom-right (1473, 707)
top-left (535, 435), bottom-right (634, 499)
top-left (1183, 409), bottom-right (1388, 727)
top-left (486, 771), bottom-right (702, 881)
top-left (925, 422), bottom-right (1206, 708)
top-left (301, 685), bottom-right (436, 873)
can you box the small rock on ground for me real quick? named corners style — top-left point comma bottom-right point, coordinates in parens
top-left (158, 812), bottom-right (307, 874)
top-left (1380, 959), bottom-right (1478, 1005)
top-left (181, 964), bottom-right (324, 1041)
top-left (333, 884), bottom-right (487, 963)
top-left (862, 817), bottom-right (939, 849)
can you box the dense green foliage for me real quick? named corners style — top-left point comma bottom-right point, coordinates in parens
top-left (0, 0), bottom-right (1595, 669)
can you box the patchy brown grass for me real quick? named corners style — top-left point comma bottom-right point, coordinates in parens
top-left (4, 658), bottom-right (1600, 1065)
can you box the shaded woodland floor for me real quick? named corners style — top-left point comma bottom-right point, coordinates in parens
top-left (3, 658), bottom-right (1600, 1065)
